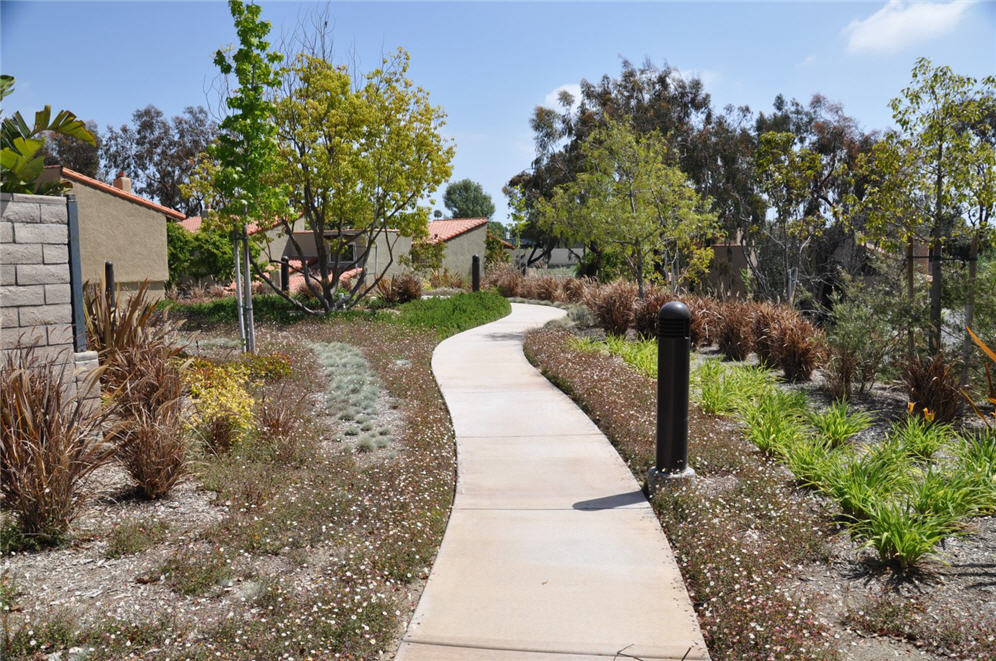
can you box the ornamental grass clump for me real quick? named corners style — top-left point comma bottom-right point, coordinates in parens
top-left (377, 272), bottom-right (422, 304)
top-left (104, 345), bottom-right (188, 499)
top-left (691, 360), bottom-right (776, 416)
top-left (740, 388), bottom-right (809, 454)
top-left (584, 279), bottom-right (637, 336)
top-left (807, 399), bottom-right (873, 449)
top-left (888, 415), bottom-right (951, 462)
top-left (901, 352), bottom-right (962, 423)
top-left (952, 431), bottom-right (996, 513)
top-left (518, 274), bottom-right (563, 302)
top-left (684, 295), bottom-right (718, 348)
top-left (483, 263), bottom-right (522, 297)
top-left (751, 302), bottom-right (792, 367)
top-left (0, 348), bottom-right (114, 548)
top-left (631, 287), bottom-right (673, 339)
top-left (771, 315), bottom-right (824, 383)
top-left (715, 300), bottom-right (754, 361)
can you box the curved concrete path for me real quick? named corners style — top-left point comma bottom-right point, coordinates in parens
top-left (395, 303), bottom-right (709, 661)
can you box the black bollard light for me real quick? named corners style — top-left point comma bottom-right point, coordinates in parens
top-left (471, 254), bottom-right (481, 292)
top-left (280, 256), bottom-right (290, 293)
top-left (104, 261), bottom-right (115, 307)
top-left (649, 300), bottom-right (694, 492)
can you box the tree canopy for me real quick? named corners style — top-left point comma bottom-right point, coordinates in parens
top-left (443, 178), bottom-right (495, 219)
top-left (273, 48), bottom-right (453, 310)
top-left (534, 118), bottom-right (717, 296)
top-left (103, 106), bottom-right (217, 216)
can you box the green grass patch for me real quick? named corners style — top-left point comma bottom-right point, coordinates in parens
top-left (163, 294), bottom-right (311, 327)
top-left (389, 291), bottom-right (510, 338)
top-left (104, 518), bottom-right (169, 559)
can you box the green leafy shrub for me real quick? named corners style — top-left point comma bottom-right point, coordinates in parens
top-left (824, 287), bottom-right (897, 400)
top-left (953, 431), bottom-right (996, 512)
top-left (0, 348), bottom-right (114, 547)
top-left (186, 362), bottom-right (256, 452)
top-left (715, 300), bottom-right (754, 361)
top-left (821, 441), bottom-right (911, 521)
top-left (239, 351), bottom-right (292, 381)
top-left (584, 279), bottom-right (637, 336)
top-left (851, 498), bottom-right (961, 572)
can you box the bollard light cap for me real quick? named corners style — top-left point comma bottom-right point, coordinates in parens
top-left (658, 301), bottom-right (690, 338)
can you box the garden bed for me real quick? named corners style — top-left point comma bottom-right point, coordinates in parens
top-left (1, 293), bottom-right (510, 660)
top-left (524, 324), bottom-right (996, 661)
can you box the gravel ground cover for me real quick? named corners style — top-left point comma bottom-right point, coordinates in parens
top-left (524, 324), bottom-right (996, 661)
top-left (0, 296), bottom-right (502, 659)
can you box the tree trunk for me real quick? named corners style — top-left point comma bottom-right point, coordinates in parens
top-left (959, 237), bottom-right (979, 387)
top-left (906, 238), bottom-right (915, 359)
top-left (929, 143), bottom-right (944, 355)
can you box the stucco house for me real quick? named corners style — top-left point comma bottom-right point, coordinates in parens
top-left (426, 217), bottom-right (488, 279)
top-left (41, 167), bottom-right (182, 298)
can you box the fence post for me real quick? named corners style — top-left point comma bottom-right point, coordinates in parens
top-left (281, 256), bottom-right (290, 293)
top-left (472, 254), bottom-right (481, 292)
top-left (104, 261), bottom-right (115, 309)
top-left (66, 196), bottom-right (87, 352)
top-left (648, 301), bottom-right (695, 493)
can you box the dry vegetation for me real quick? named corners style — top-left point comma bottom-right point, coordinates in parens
top-left (1, 291), bottom-right (510, 660)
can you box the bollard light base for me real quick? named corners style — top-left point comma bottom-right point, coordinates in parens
top-left (647, 466), bottom-right (696, 495)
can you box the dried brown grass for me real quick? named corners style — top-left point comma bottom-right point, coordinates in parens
top-left (716, 300), bottom-right (755, 361)
top-left (0, 348), bottom-right (115, 545)
top-left (377, 272), bottom-right (423, 304)
top-left (585, 280), bottom-right (638, 336)
top-left (632, 288), bottom-right (675, 339)
top-left (902, 352), bottom-right (963, 423)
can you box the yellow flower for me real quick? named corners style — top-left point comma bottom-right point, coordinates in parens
top-left (923, 408), bottom-right (935, 423)
top-left (907, 402), bottom-right (915, 415)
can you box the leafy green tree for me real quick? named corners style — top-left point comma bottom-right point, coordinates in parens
top-left (41, 120), bottom-right (101, 178)
top-left (443, 179), bottom-right (494, 219)
top-left (1, 75), bottom-right (96, 194)
top-left (208, 0), bottom-right (288, 232)
top-left (535, 119), bottom-right (717, 296)
top-left (166, 221), bottom-right (252, 288)
top-left (102, 106), bottom-right (216, 215)
top-left (885, 58), bottom-right (996, 353)
top-left (273, 49), bottom-right (453, 310)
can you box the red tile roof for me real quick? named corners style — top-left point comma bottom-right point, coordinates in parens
top-left (179, 216), bottom-right (203, 232)
top-left (50, 166), bottom-right (185, 220)
top-left (427, 217), bottom-right (488, 243)
top-left (176, 215), bottom-right (277, 235)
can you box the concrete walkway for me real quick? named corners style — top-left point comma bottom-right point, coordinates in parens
top-left (395, 303), bottom-right (709, 661)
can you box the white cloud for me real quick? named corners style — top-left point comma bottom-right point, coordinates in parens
top-left (843, 0), bottom-right (973, 55)
top-left (543, 83), bottom-right (581, 111)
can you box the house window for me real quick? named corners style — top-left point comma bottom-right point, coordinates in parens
top-left (326, 240), bottom-right (357, 265)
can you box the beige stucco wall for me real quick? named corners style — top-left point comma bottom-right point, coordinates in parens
top-left (278, 229), bottom-right (412, 281)
top-left (70, 182), bottom-right (168, 298)
top-left (441, 225), bottom-right (487, 279)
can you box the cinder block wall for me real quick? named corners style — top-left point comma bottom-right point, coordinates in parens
top-left (1, 193), bottom-right (99, 396)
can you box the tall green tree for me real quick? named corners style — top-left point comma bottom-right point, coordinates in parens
top-left (273, 49), bottom-right (453, 310)
top-left (887, 58), bottom-right (995, 354)
top-left (209, 0), bottom-right (288, 231)
top-left (534, 119), bottom-right (717, 296)
top-left (443, 178), bottom-right (495, 218)
top-left (102, 106), bottom-right (216, 215)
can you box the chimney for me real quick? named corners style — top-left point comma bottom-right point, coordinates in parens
top-left (113, 171), bottom-right (132, 194)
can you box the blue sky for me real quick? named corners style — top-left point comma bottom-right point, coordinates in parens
top-left (2, 1), bottom-right (994, 224)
